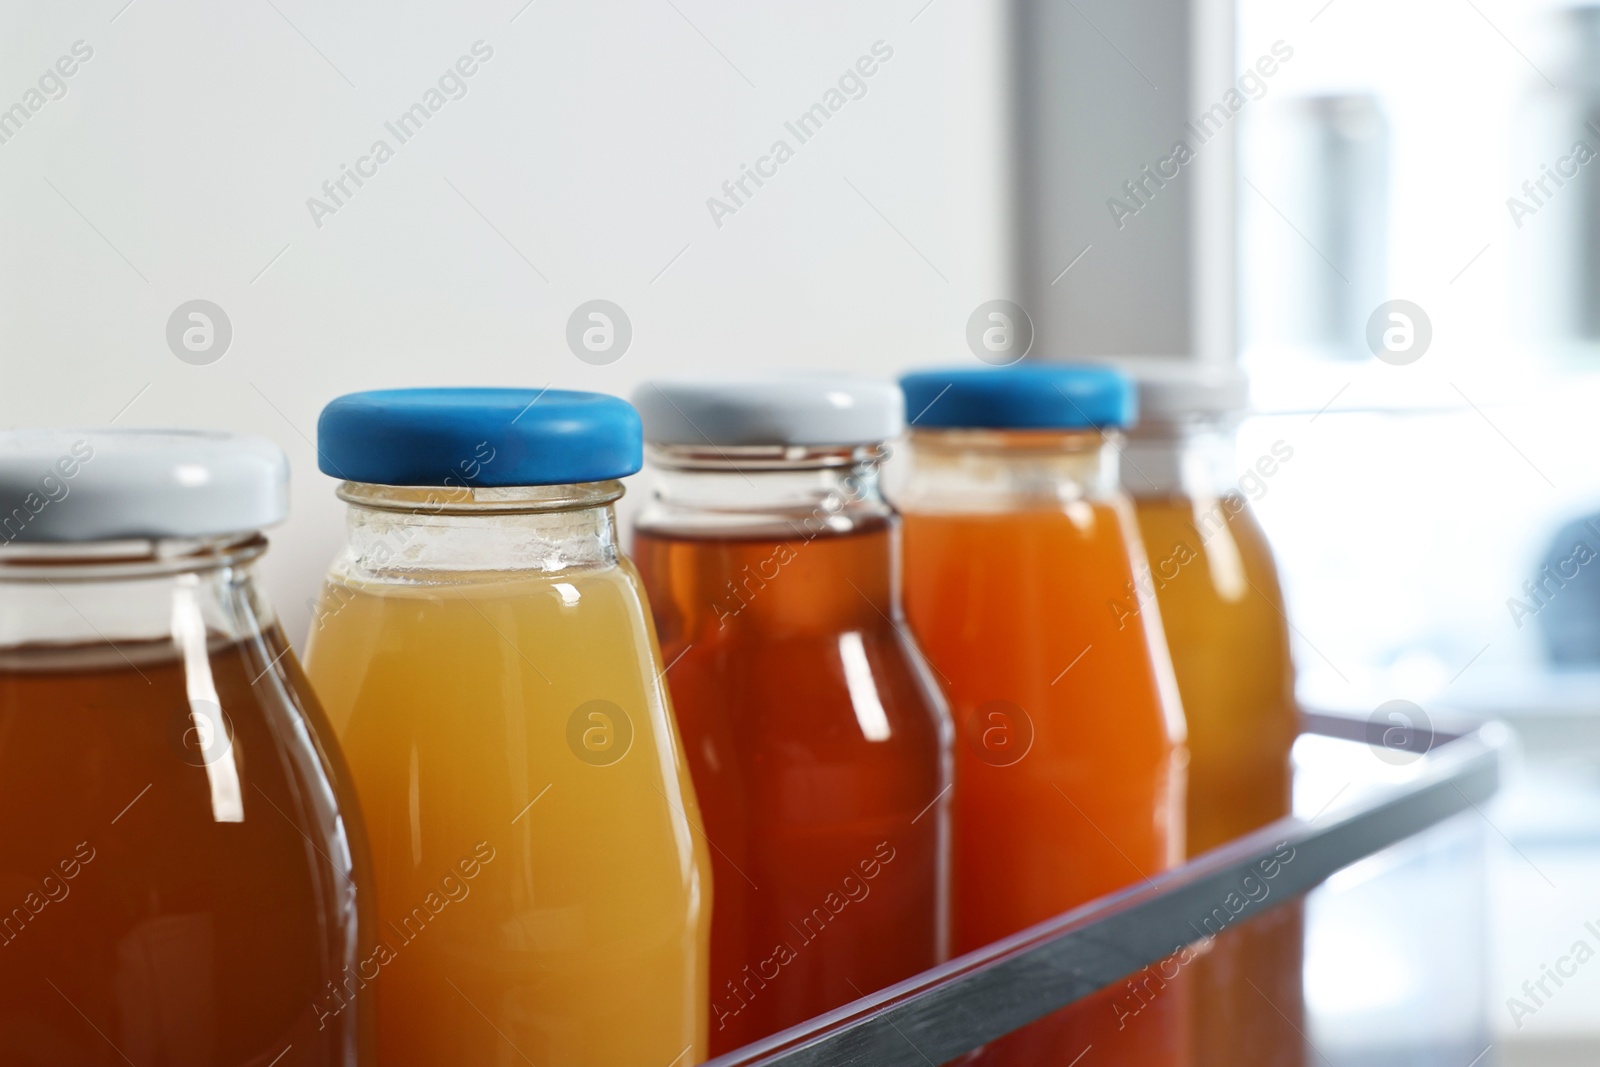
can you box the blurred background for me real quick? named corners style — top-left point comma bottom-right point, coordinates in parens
top-left (4, 0), bottom-right (1600, 1062)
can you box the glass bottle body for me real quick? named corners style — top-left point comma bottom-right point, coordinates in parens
top-left (0, 536), bottom-right (373, 1065)
top-left (894, 429), bottom-right (1188, 1067)
top-left (302, 481), bottom-right (711, 1067)
top-left (634, 447), bottom-right (950, 1056)
top-left (1125, 420), bottom-right (1304, 1067)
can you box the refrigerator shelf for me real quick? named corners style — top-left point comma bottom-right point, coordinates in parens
top-left (707, 712), bottom-right (1507, 1067)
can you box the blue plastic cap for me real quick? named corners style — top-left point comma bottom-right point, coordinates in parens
top-left (317, 388), bottom-right (643, 487)
top-left (899, 365), bottom-right (1136, 430)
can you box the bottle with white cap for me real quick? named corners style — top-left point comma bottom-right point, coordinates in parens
top-left (631, 376), bottom-right (951, 1056)
top-left (0, 428), bottom-right (373, 1063)
top-left (1120, 361), bottom-right (1305, 1067)
top-left (1117, 362), bottom-right (1296, 851)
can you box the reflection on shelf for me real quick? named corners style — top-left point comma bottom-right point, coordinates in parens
top-left (706, 716), bottom-right (1504, 1067)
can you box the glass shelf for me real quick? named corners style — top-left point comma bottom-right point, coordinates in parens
top-left (705, 712), bottom-right (1508, 1067)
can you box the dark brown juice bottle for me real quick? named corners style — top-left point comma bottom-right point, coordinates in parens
top-left (631, 379), bottom-right (951, 1057)
top-left (0, 430), bottom-right (373, 1066)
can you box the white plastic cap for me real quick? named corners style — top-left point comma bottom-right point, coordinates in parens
top-left (0, 429), bottom-right (288, 543)
top-left (1118, 359), bottom-right (1250, 423)
top-left (632, 376), bottom-right (903, 447)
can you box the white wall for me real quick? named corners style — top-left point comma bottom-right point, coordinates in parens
top-left (0, 0), bottom-right (1009, 644)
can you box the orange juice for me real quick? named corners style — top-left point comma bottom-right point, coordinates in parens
top-left (895, 365), bottom-right (1188, 1067)
top-left (304, 388), bottom-right (710, 1067)
top-left (904, 503), bottom-right (1185, 945)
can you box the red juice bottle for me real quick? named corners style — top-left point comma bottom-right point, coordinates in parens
top-left (632, 378), bottom-right (952, 1056)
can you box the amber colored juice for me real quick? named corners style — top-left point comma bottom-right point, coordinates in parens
top-left (1133, 495), bottom-right (1303, 1067)
top-left (1131, 497), bottom-right (1294, 853)
top-left (0, 630), bottom-right (372, 1065)
top-left (901, 500), bottom-right (1187, 1065)
top-left (634, 518), bottom-right (948, 1056)
top-left (303, 563), bottom-right (711, 1067)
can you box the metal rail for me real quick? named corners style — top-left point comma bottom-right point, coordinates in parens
top-left (707, 717), bottom-right (1507, 1067)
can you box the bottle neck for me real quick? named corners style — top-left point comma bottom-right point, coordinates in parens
top-left (891, 429), bottom-right (1121, 513)
top-left (330, 480), bottom-right (623, 583)
top-left (0, 534), bottom-right (274, 656)
top-left (1121, 419), bottom-right (1238, 500)
top-left (633, 447), bottom-right (898, 632)
top-left (635, 444), bottom-right (892, 539)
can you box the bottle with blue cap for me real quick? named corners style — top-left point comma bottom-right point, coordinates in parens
top-left (300, 389), bottom-right (710, 1067)
top-left (629, 375), bottom-right (951, 1055)
top-left (0, 429), bottom-right (375, 1063)
top-left (891, 365), bottom-right (1190, 1066)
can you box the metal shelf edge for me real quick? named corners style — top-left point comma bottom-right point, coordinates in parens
top-left (708, 719), bottom-right (1508, 1067)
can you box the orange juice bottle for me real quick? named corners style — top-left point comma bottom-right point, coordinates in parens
top-left (1123, 364), bottom-right (1303, 1067)
top-left (630, 378), bottom-right (950, 1055)
top-left (893, 366), bottom-right (1188, 1066)
top-left (301, 389), bottom-right (711, 1067)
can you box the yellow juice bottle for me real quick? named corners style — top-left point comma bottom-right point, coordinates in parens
top-left (1123, 366), bottom-right (1303, 1067)
top-left (1128, 498), bottom-right (1296, 852)
top-left (301, 389), bottom-right (710, 1067)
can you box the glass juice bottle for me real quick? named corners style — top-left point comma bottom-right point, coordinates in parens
top-left (0, 429), bottom-right (373, 1065)
top-left (630, 378), bottom-right (951, 1056)
top-left (1123, 365), bottom-right (1304, 1067)
top-left (892, 366), bottom-right (1189, 1066)
top-left (301, 389), bottom-right (711, 1067)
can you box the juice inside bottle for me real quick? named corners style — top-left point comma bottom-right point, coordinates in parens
top-left (631, 379), bottom-right (950, 1056)
top-left (903, 502), bottom-right (1184, 938)
top-left (306, 565), bottom-right (707, 1065)
top-left (893, 367), bottom-right (1188, 1067)
top-left (0, 429), bottom-right (372, 1066)
top-left (1130, 497), bottom-right (1295, 855)
top-left (0, 634), bottom-right (371, 1066)
top-left (301, 389), bottom-right (710, 1067)
top-left (1123, 371), bottom-right (1303, 1067)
